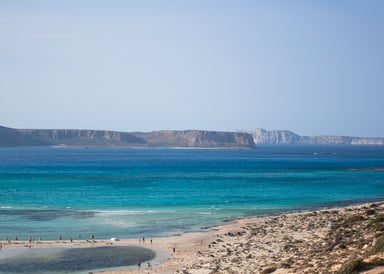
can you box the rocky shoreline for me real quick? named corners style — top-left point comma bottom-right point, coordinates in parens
top-left (175, 202), bottom-right (384, 274)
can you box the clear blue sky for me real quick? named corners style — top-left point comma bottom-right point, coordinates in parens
top-left (1, 1), bottom-right (383, 137)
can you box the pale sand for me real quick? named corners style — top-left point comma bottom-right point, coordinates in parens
top-left (2, 202), bottom-right (384, 274)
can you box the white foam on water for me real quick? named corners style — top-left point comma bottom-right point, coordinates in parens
top-left (197, 212), bottom-right (212, 215)
top-left (93, 209), bottom-right (179, 217)
top-left (95, 210), bottom-right (148, 217)
top-left (103, 219), bottom-right (137, 228)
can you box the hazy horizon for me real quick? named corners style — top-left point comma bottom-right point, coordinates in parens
top-left (1, 1), bottom-right (383, 137)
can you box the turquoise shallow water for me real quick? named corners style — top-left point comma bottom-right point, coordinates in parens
top-left (0, 145), bottom-right (383, 240)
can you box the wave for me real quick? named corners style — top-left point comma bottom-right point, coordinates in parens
top-left (93, 209), bottom-right (179, 217)
top-left (99, 219), bottom-right (137, 228)
top-left (94, 210), bottom-right (149, 217)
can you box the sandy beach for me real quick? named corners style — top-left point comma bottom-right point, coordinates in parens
top-left (3, 202), bottom-right (384, 274)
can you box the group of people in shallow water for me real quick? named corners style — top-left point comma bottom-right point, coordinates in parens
top-left (137, 262), bottom-right (152, 270)
top-left (136, 237), bottom-right (177, 271)
top-left (137, 237), bottom-right (154, 270)
top-left (138, 237), bottom-right (153, 244)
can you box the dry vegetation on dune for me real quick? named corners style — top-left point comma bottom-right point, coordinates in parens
top-left (177, 202), bottom-right (384, 274)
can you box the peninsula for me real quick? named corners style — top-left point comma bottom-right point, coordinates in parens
top-left (252, 128), bottom-right (384, 145)
top-left (0, 125), bottom-right (255, 148)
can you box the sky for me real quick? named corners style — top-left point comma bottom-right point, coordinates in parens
top-left (1, 1), bottom-right (383, 137)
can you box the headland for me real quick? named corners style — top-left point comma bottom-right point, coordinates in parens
top-left (0, 125), bottom-right (255, 148)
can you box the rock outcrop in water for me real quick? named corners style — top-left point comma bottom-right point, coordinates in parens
top-left (0, 125), bottom-right (255, 148)
top-left (252, 128), bottom-right (384, 145)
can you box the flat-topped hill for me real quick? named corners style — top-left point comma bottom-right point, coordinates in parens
top-left (0, 126), bottom-right (255, 148)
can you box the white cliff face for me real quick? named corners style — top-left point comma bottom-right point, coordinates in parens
top-left (253, 129), bottom-right (384, 145)
top-left (252, 129), bottom-right (268, 144)
top-left (351, 138), bottom-right (384, 145)
top-left (253, 129), bottom-right (300, 144)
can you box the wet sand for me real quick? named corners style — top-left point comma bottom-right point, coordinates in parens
top-left (2, 202), bottom-right (384, 273)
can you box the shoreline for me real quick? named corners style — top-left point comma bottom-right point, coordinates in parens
top-left (3, 201), bottom-right (384, 273)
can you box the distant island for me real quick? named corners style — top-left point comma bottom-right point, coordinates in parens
top-left (0, 125), bottom-right (255, 148)
top-left (252, 128), bottom-right (384, 145)
top-left (1, 125), bottom-right (383, 148)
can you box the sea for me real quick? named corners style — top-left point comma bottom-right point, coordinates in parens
top-left (1, 145), bottom-right (384, 241)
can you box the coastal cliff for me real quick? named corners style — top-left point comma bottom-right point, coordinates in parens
top-left (0, 126), bottom-right (255, 148)
top-left (253, 128), bottom-right (384, 145)
top-left (2, 125), bottom-right (382, 147)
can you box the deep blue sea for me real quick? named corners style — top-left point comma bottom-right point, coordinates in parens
top-left (1, 146), bottom-right (384, 241)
